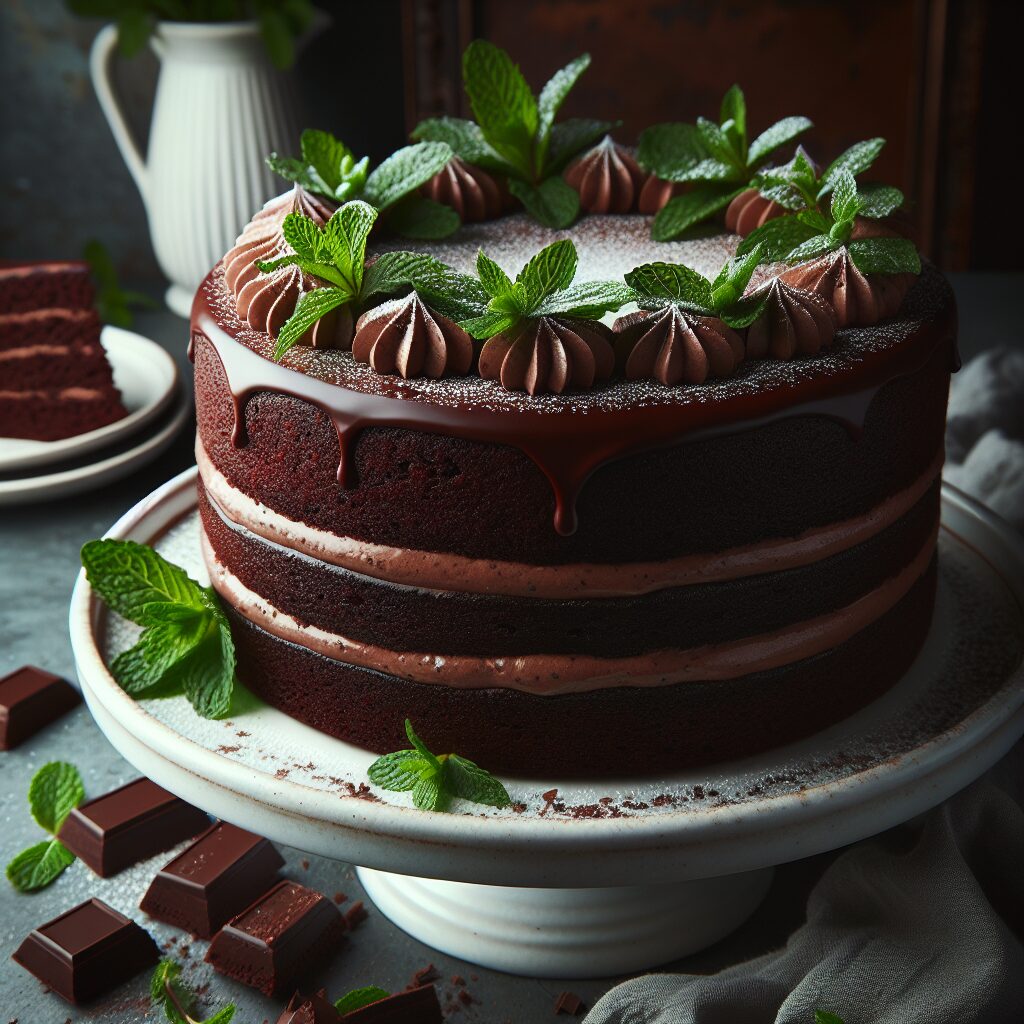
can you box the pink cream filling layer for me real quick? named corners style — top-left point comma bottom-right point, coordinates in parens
top-left (203, 526), bottom-right (938, 696)
top-left (198, 439), bottom-right (943, 600)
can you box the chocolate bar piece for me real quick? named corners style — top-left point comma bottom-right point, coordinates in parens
top-left (11, 898), bottom-right (159, 1004)
top-left (277, 989), bottom-right (341, 1023)
top-left (58, 777), bottom-right (209, 877)
top-left (340, 985), bottom-right (443, 1022)
top-left (0, 665), bottom-right (80, 749)
top-left (206, 879), bottom-right (346, 997)
top-left (140, 821), bottom-right (284, 937)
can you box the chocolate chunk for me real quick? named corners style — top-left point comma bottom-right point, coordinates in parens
top-left (554, 991), bottom-right (585, 1015)
top-left (57, 777), bottom-right (209, 877)
top-left (140, 822), bottom-right (284, 937)
top-left (344, 900), bottom-right (367, 930)
top-left (409, 963), bottom-right (440, 988)
top-left (277, 988), bottom-right (341, 1023)
top-left (11, 898), bottom-right (159, 1004)
top-left (0, 666), bottom-right (80, 749)
top-left (206, 880), bottom-right (346, 997)
top-left (339, 984), bottom-right (442, 1022)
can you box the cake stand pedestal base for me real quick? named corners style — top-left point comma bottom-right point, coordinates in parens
top-left (356, 866), bottom-right (774, 977)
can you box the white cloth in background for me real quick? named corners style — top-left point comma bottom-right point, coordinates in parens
top-left (944, 348), bottom-right (1024, 529)
top-left (585, 350), bottom-right (1024, 1023)
top-left (584, 746), bottom-right (1024, 1023)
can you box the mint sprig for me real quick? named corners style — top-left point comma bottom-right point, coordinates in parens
top-left (268, 129), bottom-right (458, 240)
top-left (83, 239), bottom-right (157, 328)
top-left (428, 239), bottom-right (632, 340)
top-left (814, 1013), bottom-right (845, 1024)
top-left (625, 245), bottom-right (766, 328)
top-left (81, 539), bottom-right (236, 719)
top-left (637, 85), bottom-right (812, 240)
top-left (413, 41), bottom-right (615, 228)
top-left (737, 170), bottom-right (920, 276)
top-left (368, 720), bottom-right (512, 813)
top-left (6, 762), bottom-right (84, 892)
top-left (152, 959), bottom-right (235, 1024)
top-left (255, 200), bottom-right (446, 359)
top-left (335, 986), bottom-right (391, 1014)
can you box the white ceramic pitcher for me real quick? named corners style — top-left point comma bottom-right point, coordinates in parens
top-left (90, 21), bottom-right (302, 317)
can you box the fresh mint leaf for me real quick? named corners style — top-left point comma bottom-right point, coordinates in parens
top-left (6, 761), bottom-right (85, 892)
top-left (696, 116), bottom-right (740, 170)
top-left (651, 184), bottom-right (739, 241)
top-left (82, 540), bottom-right (236, 720)
top-left (534, 281), bottom-right (634, 319)
top-left (736, 214), bottom-right (817, 259)
top-left (463, 40), bottom-right (538, 179)
top-left (274, 287), bottom-right (351, 359)
top-left (459, 311), bottom-right (518, 340)
top-left (710, 246), bottom-right (762, 309)
top-left (625, 262), bottom-right (714, 308)
top-left (847, 237), bottom-right (921, 275)
top-left (829, 170), bottom-right (862, 226)
top-left (83, 239), bottom-right (156, 328)
top-left (323, 200), bottom-right (377, 291)
top-left (81, 539), bottom-right (206, 624)
top-left (538, 54), bottom-right (590, 144)
top-left (411, 117), bottom-right (509, 172)
top-left (445, 754), bottom-right (512, 808)
top-left (384, 195), bottom-right (460, 240)
top-left (408, 262), bottom-right (490, 322)
top-left (821, 138), bottom-right (884, 192)
top-left (28, 761), bottom-right (85, 833)
top-left (786, 234), bottom-right (836, 262)
top-left (719, 84), bottom-right (747, 152)
top-left (747, 115), bottom-right (813, 167)
top-left (6, 839), bottom-right (75, 893)
top-left (636, 122), bottom-right (705, 182)
top-left (721, 292), bottom-right (769, 330)
top-left (517, 239), bottom-right (578, 310)
top-left (857, 183), bottom-right (904, 219)
top-left (477, 251), bottom-right (514, 299)
top-left (362, 251), bottom-right (440, 303)
top-left (152, 959), bottom-right (235, 1024)
top-left (508, 176), bottom-right (580, 229)
top-left (363, 142), bottom-right (453, 212)
top-left (814, 1012), bottom-right (845, 1024)
top-left (797, 208), bottom-right (833, 234)
top-left (367, 720), bottom-right (512, 813)
top-left (335, 987), bottom-right (390, 1014)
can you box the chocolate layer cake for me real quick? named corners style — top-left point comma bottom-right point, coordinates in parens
top-left (0, 260), bottom-right (127, 441)
top-left (191, 207), bottom-right (955, 778)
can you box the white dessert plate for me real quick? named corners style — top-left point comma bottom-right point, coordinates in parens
top-left (69, 469), bottom-right (1024, 887)
top-left (0, 388), bottom-right (190, 506)
top-left (0, 326), bottom-right (179, 473)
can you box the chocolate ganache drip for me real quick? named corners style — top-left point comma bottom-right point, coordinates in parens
top-left (352, 294), bottom-right (474, 379)
top-left (478, 317), bottom-right (615, 396)
top-left (780, 248), bottom-right (912, 328)
top-left (563, 136), bottom-right (646, 214)
top-left (746, 278), bottom-right (837, 360)
top-left (422, 155), bottom-right (505, 222)
top-left (724, 188), bottom-right (787, 236)
top-left (223, 186), bottom-right (353, 348)
top-left (614, 306), bottom-right (744, 386)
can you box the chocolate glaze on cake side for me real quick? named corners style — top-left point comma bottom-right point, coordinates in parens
top-left (192, 210), bottom-right (956, 777)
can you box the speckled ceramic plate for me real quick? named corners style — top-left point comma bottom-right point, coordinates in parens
top-left (0, 327), bottom-right (179, 472)
top-left (69, 468), bottom-right (1024, 889)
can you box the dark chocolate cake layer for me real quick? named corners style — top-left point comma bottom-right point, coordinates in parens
top-left (222, 559), bottom-right (937, 777)
top-left (198, 477), bottom-right (940, 658)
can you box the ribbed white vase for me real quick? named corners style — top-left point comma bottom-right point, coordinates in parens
top-left (90, 21), bottom-right (304, 316)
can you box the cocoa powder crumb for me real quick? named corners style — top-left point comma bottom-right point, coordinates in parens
top-left (345, 900), bottom-right (368, 929)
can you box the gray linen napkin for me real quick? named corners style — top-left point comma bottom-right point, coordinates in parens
top-left (586, 349), bottom-right (1024, 1023)
top-left (585, 744), bottom-right (1024, 1023)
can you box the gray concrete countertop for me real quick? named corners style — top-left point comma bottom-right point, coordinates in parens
top-left (1, 273), bottom-right (1020, 1023)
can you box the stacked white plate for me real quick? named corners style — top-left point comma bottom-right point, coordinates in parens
top-left (0, 326), bottom-right (189, 504)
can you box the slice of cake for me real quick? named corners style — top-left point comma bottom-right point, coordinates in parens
top-left (0, 260), bottom-right (127, 442)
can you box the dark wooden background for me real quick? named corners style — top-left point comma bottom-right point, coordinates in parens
top-left (400, 0), bottom-right (1018, 271)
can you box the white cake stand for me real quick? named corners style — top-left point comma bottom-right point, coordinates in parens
top-left (68, 468), bottom-right (1024, 978)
